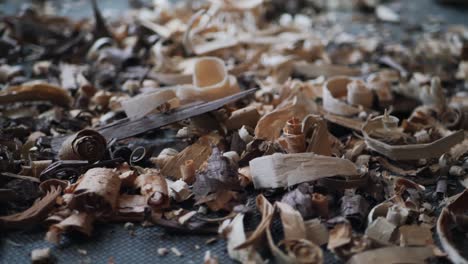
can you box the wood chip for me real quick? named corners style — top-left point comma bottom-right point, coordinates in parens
top-left (348, 246), bottom-right (434, 264)
top-left (161, 133), bottom-right (221, 179)
top-left (171, 247), bottom-right (183, 257)
top-left (31, 248), bottom-right (52, 264)
top-left (365, 217), bottom-right (396, 245)
top-left (304, 219), bottom-right (329, 246)
top-left (157, 248), bottom-right (169, 256)
top-left (250, 153), bottom-right (359, 189)
top-left (399, 225), bottom-right (433, 246)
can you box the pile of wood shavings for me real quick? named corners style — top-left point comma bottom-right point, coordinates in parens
top-left (1, 0), bottom-right (468, 263)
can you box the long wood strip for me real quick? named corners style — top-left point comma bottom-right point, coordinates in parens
top-left (50, 89), bottom-right (256, 151)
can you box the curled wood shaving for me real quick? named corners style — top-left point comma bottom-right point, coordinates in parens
top-left (367, 201), bottom-right (393, 224)
top-left (0, 185), bottom-right (62, 230)
top-left (177, 57), bottom-right (240, 103)
top-left (279, 239), bottom-right (323, 264)
top-left (323, 77), bottom-right (361, 116)
top-left (0, 82), bottom-right (72, 107)
top-left (225, 214), bottom-right (262, 263)
top-left (182, 9), bottom-right (207, 55)
top-left (437, 190), bottom-right (468, 264)
top-left (182, 6), bottom-right (239, 56)
top-left (135, 170), bottom-right (170, 211)
top-left (161, 133), bottom-right (221, 179)
top-left (45, 212), bottom-right (94, 244)
top-left (302, 115), bottom-right (332, 155)
top-left (346, 80), bottom-right (373, 109)
top-left (267, 202), bottom-right (323, 264)
top-left (279, 117), bottom-right (306, 153)
top-left (276, 202), bottom-right (306, 240)
top-left (328, 222), bottom-right (353, 251)
top-left (235, 195), bottom-right (274, 250)
top-left (58, 129), bottom-right (107, 162)
top-left (362, 115), bottom-right (465, 160)
top-left (255, 88), bottom-right (319, 140)
top-left (69, 168), bottom-right (121, 214)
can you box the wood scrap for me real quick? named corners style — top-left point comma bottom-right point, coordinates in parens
top-left (69, 168), bottom-right (121, 214)
top-left (293, 61), bottom-right (361, 78)
top-left (161, 133), bottom-right (221, 179)
top-left (437, 190), bottom-right (468, 264)
top-left (347, 246), bottom-right (435, 264)
top-left (224, 106), bottom-right (260, 131)
top-left (45, 211), bottom-right (95, 244)
top-left (362, 114), bottom-right (465, 160)
top-left (121, 89), bottom-right (180, 120)
top-left (249, 153), bottom-right (359, 189)
top-left (0, 184), bottom-right (62, 229)
top-left (0, 82), bottom-right (72, 107)
top-left (135, 170), bottom-right (170, 210)
top-left (323, 77), bottom-right (361, 116)
top-left (58, 129), bottom-right (107, 162)
top-left (304, 219), bottom-right (329, 246)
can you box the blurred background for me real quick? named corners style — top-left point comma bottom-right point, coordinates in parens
top-left (1, 0), bottom-right (468, 25)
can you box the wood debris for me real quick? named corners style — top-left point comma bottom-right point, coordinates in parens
top-left (161, 133), bottom-right (221, 179)
top-left (348, 246), bottom-right (435, 264)
top-left (224, 213), bottom-right (262, 263)
top-left (31, 247), bottom-right (53, 264)
top-left (134, 169), bottom-right (170, 210)
top-left (122, 89), bottom-right (180, 120)
top-left (69, 168), bottom-right (121, 214)
top-left (58, 129), bottom-right (107, 162)
top-left (170, 247), bottom-right (183, 257)
top-left (362, 113), bottom-right (465, 160)
top-left (157, 248), bottom-right (169, 256)
top-left (1, 0), bottom-right (468, 263)
top-left (399, 225), bottom-right (434, 247)
top-left (304, 219), bottom-right (329, 246)
top-left (0, 82), bottom-right (72, 107)
top-left (0, 183), bottom-right (62, 229)
top-left (365, 217), bottom-right (396, 245)
top-left (249, 153), bottom-right (359, 189)
top-left (437, 190), bottom-right (468, 263)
